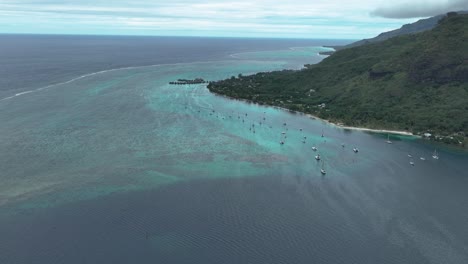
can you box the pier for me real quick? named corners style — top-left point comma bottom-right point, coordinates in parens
top-left (169, 78), bottom-right (213, 85)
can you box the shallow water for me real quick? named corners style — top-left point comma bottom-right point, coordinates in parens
top-left (0, 38), bottom-right (467, 264)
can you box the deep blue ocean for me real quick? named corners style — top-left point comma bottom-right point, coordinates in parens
top-left (0, 35), bottom-right (349, 99)
top-left (0, 35), bottom-right (467, 264)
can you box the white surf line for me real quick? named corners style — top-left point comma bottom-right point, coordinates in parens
top-left (317, 46), bottom-right (336, 57)
top-left (228, 46), bottom-right (300, 59)
top-left (229, 50), bottom-right (274, 58)
top-left (0, 60), bottom-right (228, 103)
top-left (288, 46), bottom-right (313, 51)
top-left (0, 66), bottom-right (138, 102)
top-left (0, 46), bottom-right (322, 103)
top-left (0, 90), bottom-right (36, 101)
top-left (229, 45), bottom-right (323, 60)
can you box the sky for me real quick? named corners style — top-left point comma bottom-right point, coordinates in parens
top-left (0, 0), bottom-right (466, 39)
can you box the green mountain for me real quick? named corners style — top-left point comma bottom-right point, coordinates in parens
top-left (323, 11), bottom-right (467, 54)
top-left (208, 14), bottom-right (468, 146)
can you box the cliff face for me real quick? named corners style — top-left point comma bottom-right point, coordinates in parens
top-left (208, 14), bottom-right (468, 145)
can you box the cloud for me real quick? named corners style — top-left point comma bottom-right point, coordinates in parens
top-left (0, 0), bottom-right (420, 38)
top-left (371, 0), bottom-right (468, 19)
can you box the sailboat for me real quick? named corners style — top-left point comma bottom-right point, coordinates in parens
top-left (315, 154), bottom-right (321, 160)
top-left (386, 134), bottom-right (392, 144)
top-left (353, 147), bottom-right (359, 153)
top-left (280, 133), bottom-right (285, 145)
top-left (321, 160), bottom-right (326, 175)
top-left (312, 146), bottom-right (318, 151)
top-left (432, 149), bottom-right (439, 159)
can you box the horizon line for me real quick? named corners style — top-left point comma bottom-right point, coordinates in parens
top-left (0, 32), bottom-right (358, 41)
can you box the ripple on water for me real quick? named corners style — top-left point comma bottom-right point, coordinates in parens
top-left (0, 48), bottom-right (468, 264)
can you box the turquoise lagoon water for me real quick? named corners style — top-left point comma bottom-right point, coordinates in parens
top-left (1, 42), bottom-right (468, 264)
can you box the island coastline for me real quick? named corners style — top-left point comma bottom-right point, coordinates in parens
top-left (318, 46), bottom-right (337, 56)
top-left (210, 90), bottom-right (417, 137)
top-left (206, 15), bottom-right (468, 148)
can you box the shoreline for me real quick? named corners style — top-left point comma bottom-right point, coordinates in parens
top-left (301, 113), bottom-right (416, 137)
top-left (303, 112), bottom-right (415, 136)
top-left (330, 123), bottom-right (415, 136)
top-left (209, 90), bottom-right (417, 137)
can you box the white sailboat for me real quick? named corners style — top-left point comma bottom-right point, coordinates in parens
top-left (321, 160), bottom-right (326, 175)
top-left (315, 154), bottom-right (321, 160)
top-left (432, 149), bottom-right (439, 159)
top-left (280, 133), bottom-right (285, 145)
top-left (353, 147), bottom-right (359, 153)
top-left (386, 134), bottom-right (392, 144)
top-left (312, 146), bottom-right (317, 151)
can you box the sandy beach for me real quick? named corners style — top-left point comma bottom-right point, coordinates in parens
top-left (303, 113), bottom-right (416, 136)
top-left (213, 91), bottom-right (417, 137)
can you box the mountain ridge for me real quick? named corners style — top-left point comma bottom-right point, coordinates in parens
top-left (321, 10), bottom-right (468, 54)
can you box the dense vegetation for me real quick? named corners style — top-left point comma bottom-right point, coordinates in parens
top-left (208, 14), bottom-right (468, 146)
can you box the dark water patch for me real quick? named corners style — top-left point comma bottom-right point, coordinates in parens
top-left (1, 173), bottom-right (467, 264)
top-left (0, 35), bottom-right (352, 98)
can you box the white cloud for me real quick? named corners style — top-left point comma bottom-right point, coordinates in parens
top-left (0, 0), bottom-right (434, 38)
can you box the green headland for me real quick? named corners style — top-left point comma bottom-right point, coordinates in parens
top-left (208, 13), bottom-right (468, 147)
